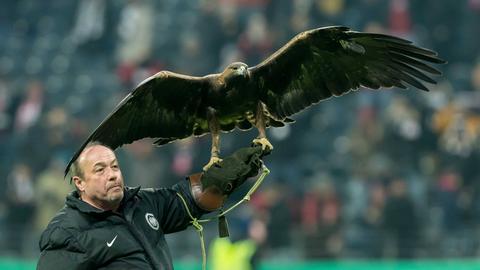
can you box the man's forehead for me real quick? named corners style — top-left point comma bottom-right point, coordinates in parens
top-left (79, 145), bottom-right (117, 166)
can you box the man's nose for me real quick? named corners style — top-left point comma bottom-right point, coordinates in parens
top-left (107, 168), bottom-right (118, 181)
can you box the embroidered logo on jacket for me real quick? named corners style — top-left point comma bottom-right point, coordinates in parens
top-left (106, 235), bottom-right (117, 247)
top-left (145, 212), bottom-right (159, 230)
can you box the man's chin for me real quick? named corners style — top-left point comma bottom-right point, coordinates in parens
top-left (108, 188), bottom-right (124, 202)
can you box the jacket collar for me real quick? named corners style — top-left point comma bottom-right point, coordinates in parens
top-left (66, 186), bottom-right (141, 214)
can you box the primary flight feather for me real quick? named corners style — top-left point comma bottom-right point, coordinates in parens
top-left (65, 26), bottom-right (446, 175)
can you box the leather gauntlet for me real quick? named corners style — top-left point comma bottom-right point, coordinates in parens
top-left (188, 146), bottom-right (267, 211)
top-left (188, 173), bottom-right (227, 211)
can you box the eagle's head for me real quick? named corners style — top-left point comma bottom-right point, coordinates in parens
top-left (222, 62), bottom-right (250, 84)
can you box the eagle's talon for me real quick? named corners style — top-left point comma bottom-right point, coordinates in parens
top-left (203, 156), bottom-right (223, 171)
top-left (252, 138), bottom-right (273, 152)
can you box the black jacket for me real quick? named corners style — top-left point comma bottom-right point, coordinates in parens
top-left (37, 179), bottom-right (205, 270)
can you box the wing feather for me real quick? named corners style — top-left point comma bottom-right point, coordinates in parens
top-left (65, 72), bottom-right (208, 175)
top-left (249, 26), bottom-right (446, 119)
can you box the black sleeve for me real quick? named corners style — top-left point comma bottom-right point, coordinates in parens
top-left (37, 227), bottom-right (93, 270)
top-left (153, 178), bottom-right (208, 234)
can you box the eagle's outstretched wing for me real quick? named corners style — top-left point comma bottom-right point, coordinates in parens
top-left (65, 71), bottom-right (208, 175)
top-left (249, 26), bottom-right (446, 120)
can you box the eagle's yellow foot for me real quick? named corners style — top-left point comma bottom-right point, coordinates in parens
top-left (252, 137), bottom-right (273, 151)
top-left (203, 156), bottom-right (223, 171)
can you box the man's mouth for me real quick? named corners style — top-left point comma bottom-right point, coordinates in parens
top-left (109, 185), bottom-right (122, 191)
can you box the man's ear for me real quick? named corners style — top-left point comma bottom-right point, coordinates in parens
top-left (73, 176), bottom-right (86, 192)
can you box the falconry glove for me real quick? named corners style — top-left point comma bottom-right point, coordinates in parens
top-left (203, 145), bottom-right (265, 194)
top-left (188, 145), bottom-right (267, 211)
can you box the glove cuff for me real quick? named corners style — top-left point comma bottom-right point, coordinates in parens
top-left (188, 173), bottom-right (227, 212)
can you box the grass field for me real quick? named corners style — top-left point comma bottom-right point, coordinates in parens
top-left (4, 258), bottom-right (480, 270)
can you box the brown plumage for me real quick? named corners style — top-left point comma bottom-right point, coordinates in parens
top-left (65, 26), bottom-right (446, 175)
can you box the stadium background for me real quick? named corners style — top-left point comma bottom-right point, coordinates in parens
top-left (1, 0), bottom-right (480, 269)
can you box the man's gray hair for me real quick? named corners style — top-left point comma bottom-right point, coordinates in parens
top-left (69, 141), bottom-right (112, 184)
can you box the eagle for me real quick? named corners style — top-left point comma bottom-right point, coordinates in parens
top-left (65, 26), bottom-right (445, 174)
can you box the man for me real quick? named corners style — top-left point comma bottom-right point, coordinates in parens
top-left (37, 141), bottom-right (266, 269)
top-left (209, 217), bottom-right (267, 270)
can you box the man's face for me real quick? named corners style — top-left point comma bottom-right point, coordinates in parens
top-left (74, 145), bottom-right (124, 211)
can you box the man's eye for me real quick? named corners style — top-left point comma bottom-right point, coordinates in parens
top-left (96, 168), bottom-right (104, 173)
top-left (112, 165), bottom-right (119, 169)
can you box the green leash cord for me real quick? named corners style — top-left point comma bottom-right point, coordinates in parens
top-left (176, 164), bottom-right (271, 270)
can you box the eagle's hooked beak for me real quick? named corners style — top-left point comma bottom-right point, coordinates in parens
top-left (225, 63), bottom-right (250, 81)
top-left (239, 66), bottom-right (249, 78)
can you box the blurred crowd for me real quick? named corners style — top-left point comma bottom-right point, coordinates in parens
top-left (1, 0), bottom-right (480, 261)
